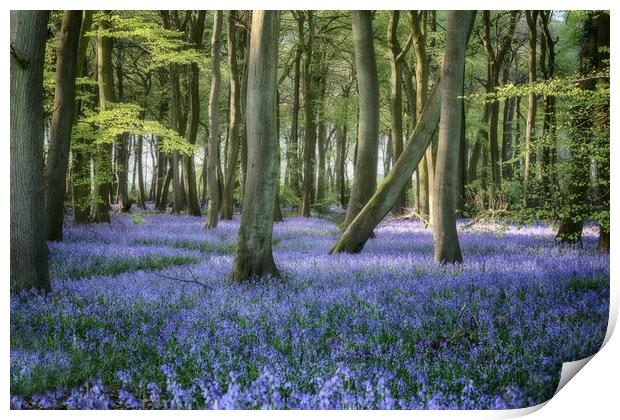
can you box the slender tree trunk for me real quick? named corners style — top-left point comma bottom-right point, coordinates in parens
top-left (523, 11), bottom-right (538, 207)
top-left (343, 11), bottom-right (380, 227)
top-left (10, 10), bottom-right (51, 293)
top-left (115, 45), bottom-right (130, 212)
top-left (410, 11), bottom-right (430, 220)
top-left (222, 11), bottom-right (242, 220)
top-left (206, 11), bottom-right (223, 228)
top-left (136, 135), bottom-right (146, 209)
top-left (316, 62), bottom-right (328, 204)
top-left (300, 12), bottom-right (316, 217)
top-left (431, 11), bottom-right (473, 264)
top-left (232, 11), bottom-right (281, 282)
top-left (289, 13), bottom-right (304, 197)
top-left (388, 11), bottom-right (408, 216)
top-left (71, 11), bottom-right (94, 224)
top-left (93, 14), bottom-right (116, 223)
top-left (45, 11), bottom-right (82, 241)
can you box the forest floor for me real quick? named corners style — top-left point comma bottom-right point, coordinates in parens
top-left (10, 207), bottom-right (609, 409)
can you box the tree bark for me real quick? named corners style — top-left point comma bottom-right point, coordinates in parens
top-left (288, 12), bottom-right (304, 197)
top-left (206, 10), bottom-right (223, 228)
top-left (232, 11), bottom-right (281, 282)
top-left (93, 13), bottom-right (116, 223)
top-left (330, 80), bottom-right (442, 254)
top-left (299, 11), bottom-right (316, 217)
top-left (343, 11), bottom-right (380, 227)
top-left (10, 10), bottom-right (51, 293)
top-left (45, 10), bottom-right (82, 241)
top-left (221, 11), bottom-right (242, 220)
top-left (183, 11), bottom-right (206, 217)
top-left (523, 11), bottom-right (539, 207)
top-left (431, 11), bottom-right (473, 264)
top-left (136, 135), bottom-right (146, 209)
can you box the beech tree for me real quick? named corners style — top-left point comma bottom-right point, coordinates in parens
top-left (45, 10), bottom-right (83, 241)
top-left (10, 10), bottom-right (51, 293)
top-left (232, 11), bottom-right (281, 282)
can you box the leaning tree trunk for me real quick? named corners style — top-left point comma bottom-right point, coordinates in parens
top-left (45, 10), bottom-right (82, 241)
top-left (431, 11), bottom-right (473, 264)
top-left (93, 14), bottom-right (116, 223)
top-left (10, 10), bottom-right (51, 293)
top-left (343, 11), bottom-right (380, 228)
top-left (221, 10), bottom-right (242, 220)
top-left (330, 80), bottom-right (442, 254)
top-left (206, 10), bottom-right (223, 228)
top-left (232, 11), bottom-right (281, 282)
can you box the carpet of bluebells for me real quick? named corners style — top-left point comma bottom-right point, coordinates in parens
top-left (10, 205), bottom-right (609, 409)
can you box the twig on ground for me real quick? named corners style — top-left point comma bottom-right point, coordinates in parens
top-left (155, 273), bottom-right (214, 291)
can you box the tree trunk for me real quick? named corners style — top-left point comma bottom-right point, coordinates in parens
top-left (523, 11), bottom-right (538, 207)
top-left (343, 11), bottom-right (380, 227)
top-left (206, 11), bottom-right (223, 228)
top-left (71, 11), bottom-right (94, 224)
top-left (183, 11), bottom-right (206, 217)
top-left (221, 11), bottom-right (242, 220)
top-left (136, 135), bottom-right (146, 209)
top-left (330, 80), bottom-right (442, 254)
top-left (431, 11), bottom-right (473, 264)
top-left (10, 10), bottom-right (51, 293)
top-left (388, 11), bottom-right (407, 216)
top-left (232, 11), bottom-right (281, 282)
top-left (93, 14), bottom-right (116, 223)
top-left (410, 11), bottom-right (430, 220)
top-left (45, 10), bottom-right (82, 241)
top-left (316, 62), bottom-right (328, 204)
top-left (289, 12), bottom-right (304, 197)
top-left (114, 45), bottom-right (130, 212)
top-left (300, 11), bottom-right (316, 217)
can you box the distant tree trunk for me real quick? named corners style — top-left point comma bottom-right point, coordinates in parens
top-left (45, 10), bottom-right (82, 241)
top-left (343, 11), bottom-right (380, 227)
top-left (316, 61), bottom-right (328, 204)
top-left (274, 88), bottom-right (284, 222)
top-left (232, 11), bottom-right (281, 282)
top-left (206, 10), bottom-right (223, 228)
top-left (221, 11), bottom-right (242, 220)
top-left (388, 11), bottom-right (409, 216)
top-left (93, 14), bottom-right (116, 223)
top-left (410, 11), bottom-right (430, 220)
top-left (539, 11), bottom-right (557, 195)
top-left (114, 45), bottom-right (130, 212)
top-left (330, 80), bottom-right (442, 254)
top-left (336, 123), bottom-right (348, 208)
top-left (300, 11), bottom-right (316, 217)
top-left (557, 11), bottom-right (609, 246)
top-left (288, 12), bottom-right (304, 197)
top-left (183, 11), bottom-right (206, 217)
top-left (431, 11), bottom-right (473, 264)
top-left (10, 10), bottom-right (51, 293)
top-left (523, 11), bottom-right (539, 207)
top-left (71, 11), bottom-right (94, 224)
top-left (136, 135), bottom-right (146, 209)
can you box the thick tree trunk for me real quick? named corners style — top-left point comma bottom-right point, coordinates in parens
top-left (330, 80), bottom-right (442, 254)
top-left (206, 11), bottom-right (223, 228)
top-left (431, 11), bottom-right (472, 264)
top-left (93, 15), bottom-right (116, 223)
top-left (45, 11), bottom-right (82, 241)
top-left (221, 11), bottom-right (242, 220)
top-left (343, 11), bottom-right (380, 227)
top-left (10, 10), bottom-right (51, 293)
top-left (232, 11), bottom-right (281, 282)
top-left (300, 12), bottom-right (316, 217)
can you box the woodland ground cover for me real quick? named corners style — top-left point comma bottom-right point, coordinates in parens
top-left (10, 210), bottom-right (609, 409)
